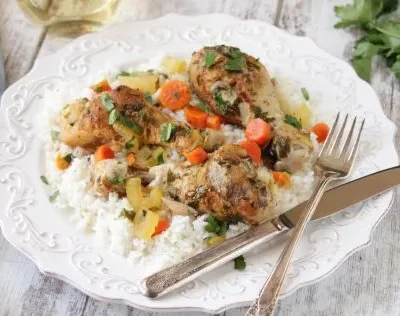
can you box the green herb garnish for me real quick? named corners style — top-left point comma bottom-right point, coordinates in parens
top-left (63, 153), bottom-right (74, 163)
top-left (334, 0), bottom-right (400, 81)
top-left (213, 88), bottom-right (229, 114)
top-left (118, 71), bottom-right (140, 77)
top-left (301, 87), bottom-right (310, 101)
top-left (107, 176), bottom-right (124, 185)
top-left (95, 86), bottom-right (103, 93)
top-left (120, 209), bottom-right (135, 221)
top-left (40, 175), bottom-right (49, 185)
top-left (183, 128), bottom-right (192, 136)
top-left (234, 255), bottom-right (246, 271)
top-left (284, 114), bottom-right (302, 129)
top-left (100, 93), bottom-right (115, 112)
top-left (224, 50), bottom-right (246, 72)
top-left (50, 130), bottom-right (60, 141)
top-left (49, 190), bottom-right (59, 203)
top-left (156, 152), bottom-right (165, 165)
top-left (144, 92), bottom-right (154, 105)
top-left (194, 100), bottom-right (211, 113)
top-left (253, 106), bottom-right (275, 122)
top-left (108, 109), bottom-right (120, 125)
top-left (160, 123), bottom-right (178, 142)
top-left (119, 115), bottom-right (143, 134)
top-left (204, 215), bottom-right (229, 236)
top-left (125, 137), bottom-right (136, 150)
top-left (205, 51), bottom-right (217, 68)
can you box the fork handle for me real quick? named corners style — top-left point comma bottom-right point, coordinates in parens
top-left (249, 174), bottom-right (334, 316)
top-left (140, 219), bottom-right (287, 298)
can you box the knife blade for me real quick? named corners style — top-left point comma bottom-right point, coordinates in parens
top-left (140, 166), bottom-right (399, 299)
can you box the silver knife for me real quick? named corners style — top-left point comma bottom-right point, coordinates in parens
top-left (140, 165), bottom-right (400, 299)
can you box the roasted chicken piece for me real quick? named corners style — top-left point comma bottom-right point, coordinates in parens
top-left (188, 45), bottom-right (313, 172)
top-left (58, 97), bottom-right (119, 150)
top-left (59, 86), bottom-right (225, 154)
top-left (188, 45), bottom-right (282, 125)
top-left (165, 144), bottom-right (276, 224)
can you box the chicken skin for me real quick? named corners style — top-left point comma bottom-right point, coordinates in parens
top-left (166, 144), bottom-right (276, 224)
top-left (58, 86), bottom-right (225, 154)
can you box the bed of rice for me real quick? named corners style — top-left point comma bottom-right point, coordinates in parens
top-left (41, 55), bottom-right (319, 275)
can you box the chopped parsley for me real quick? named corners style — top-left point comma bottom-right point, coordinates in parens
top-left (253, 106), bottom-right (275, 122)
top-left (204, 51), bottom-right (217, 68)
top-left (118, 71), bottom-right (140, 77)
top-left (49, 190), bottom-right (59, 203)
top-left (156, 152), bottom-right (165, 165)
top-left (40, 175), bottom-right (49, 185)
top-left (284, 114), bottom-right (302, 129)
top-left (108, 109), bottom-right (120, 125)
top-left (63, 153), bottom-right (74, 163)
top-left (125, 137), bottom-right (136, 150)
top-left (50, 130), bottom-right (60, 141)
top-left (119, 115), bottom-right (143, 134)
top-left (100, 93), bottom-right (115, 112)
top-left (204, 215), bottom-right (229, 236)
top-left (194, 100), bottom-right (211, 113)
top-left (301, 87), bottom-right (310, 101)
top-left (160, 123), bottom-right (178, 142)
top-left (234, 255), bottom-right (246, 271)
top-left (213, 88), bottom-right (229, 114)
top-left (144, 92), bottom-right (154, 105)
top-left (224, 49), bottom-right (246, 72)
top-left (107, 176), bottom-right (124, 185)
top-left (94, 86), bottom-right (104, 93)
top-left (120, 209), bottom-right (135, 221)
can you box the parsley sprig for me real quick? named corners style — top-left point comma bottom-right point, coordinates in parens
top-left (334, 0), bottom-right (400, 81)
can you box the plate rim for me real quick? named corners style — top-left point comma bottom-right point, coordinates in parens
top-left (0, 13), bottom-right (398, 313)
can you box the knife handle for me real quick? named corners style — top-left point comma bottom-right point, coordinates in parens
top-left (140, 219), bottom-right (288, 299)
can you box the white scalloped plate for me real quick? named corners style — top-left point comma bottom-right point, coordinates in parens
top-left (0, 14), bottom-right (398, 313)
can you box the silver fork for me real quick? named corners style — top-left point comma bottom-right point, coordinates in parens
top-left (246, 113), bottom-right (365, 316)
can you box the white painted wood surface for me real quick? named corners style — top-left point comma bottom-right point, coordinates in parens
top-left (0, 1), bottom-right (399, 315)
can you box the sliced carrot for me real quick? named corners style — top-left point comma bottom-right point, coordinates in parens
top-left (159, 80), bottom-right (191, 110)
top-left (94, 145), bottom-right (115, 163)
top-left (55, 153), bottom-right (70, 170)
top-left (206, 115), bottom-right (222, 129)
top-left (126, 152), bottom-right (136, 166)
top-left (245, 118), bottom-right (272, 145)
top-left (239, 141), bottom-right (261, 165)
top-left (184, 146), bottom-right (208, 164)
top-left (272, 171), bottom-right (291, 188)
top-left (184, 106), bottom-right (208, 129)
top-left (152, 218), bottom-right (170, 237)
top-left (312, 122), bottom-right (330, 143)
top-left (91, 79), bottom-right (111, 93)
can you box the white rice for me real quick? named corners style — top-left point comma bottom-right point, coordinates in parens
top-left (41, 54), bottom-right (320, 274)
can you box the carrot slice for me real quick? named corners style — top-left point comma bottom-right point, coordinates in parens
top-left (126, 152), bottom-right (136, 166)
top-left (159, 80), bottom-right (191, 110)
top-left (245, 118), bottom-right (272, 145)
top-left (55, 153), bottom-right (70, 170)
top-left (206, 115), bottom-right (222, 129)
top-left (239, 141), bottom-right (261, 164)
top-left (312, 122), bottom-right (330, 143)
top-left (94, 145), bottom-right (115, 163)
top-left (184, 146), bottom-right (208, 164)
top-left (185, 106), bottom-right (208, 129)
top-left (152, 218), bottom-right (170, 237)
top-left (91, 79), bottom-right (111, 93)
top-left (272, 171), bottom-right (291, 188)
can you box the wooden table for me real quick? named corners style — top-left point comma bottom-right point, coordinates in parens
top-left (1, 1), bottom-right (399, 315)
